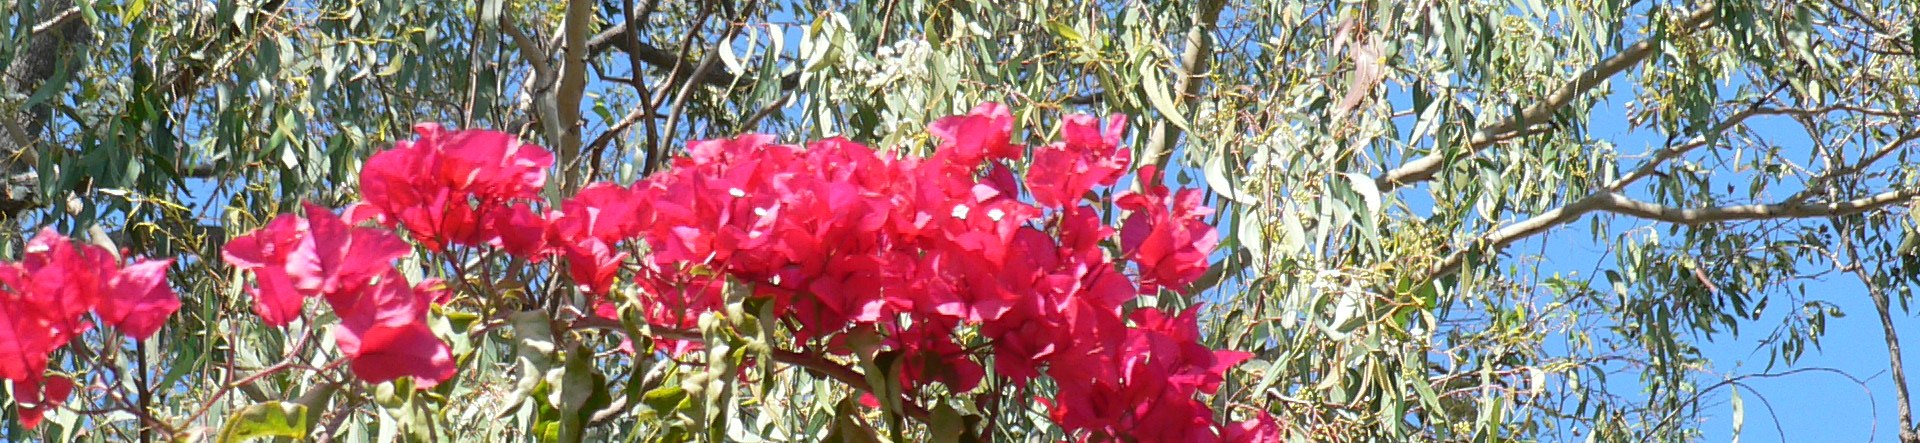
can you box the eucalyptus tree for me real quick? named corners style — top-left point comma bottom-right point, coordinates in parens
top-left (1, 0), bottom-right (1916, 441)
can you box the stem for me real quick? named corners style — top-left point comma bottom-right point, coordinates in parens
top-left (773, 349), bottom-right (931, 423)
top-left (575, 319), bottom-right (935, 423)
top-left (136, 339), bottom-right (152, 443)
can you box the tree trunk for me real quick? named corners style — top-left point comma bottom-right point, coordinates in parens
top-left (2, 0), bottom-right (90, 217)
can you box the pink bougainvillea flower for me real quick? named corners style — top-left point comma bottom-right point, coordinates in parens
top-left (1038, 306), bottom-right (1254, 441)
top-left (225, 202), bottom-right (410, 326)
top-left (98, 259), bottom-right (181, 340)
top-left (552, 182), bottom-right (646, 244)
top-left (0, 276), bottom-right (67, 385)
top-left (1028, 114), bottom-right (1131, 208)
top-left (431, 127), bottom-right (553, 200)
top-left (889, 320), bottom-right (984, 394)
top-left (359, 123), bottom-right (553, 251)
top-left (304, 202), bottom-right (411, 294)
top-left (17, 228), bottom-right (117, 320)
top-left (1125, 307), bottom-right (1252, 395)
top-left (487, 203), bottom-right (555, 259)
top-left (560, 238), bottom-right (626, 295)
top-left (327, 271), bottom-right (455, 387)
top-left (1223, 411), bottom-right (1284, 442)
top-left (227, 202), bottom-right (455, 388)
top-left (928, 102), bottom-right (1018, 165)
top-left (1118, 165), bottom-right (1219, 293)
top-left (247, 105), bottom-right (1240, 436)
top-left (223, 214), bottom-right (322, 325)
top-left (359, 130), bottom-right (461, 249)
top-left (12, 374), bottom-right (71, 429)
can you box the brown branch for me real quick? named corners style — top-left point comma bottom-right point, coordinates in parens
top-left (772, 349), bottom-right (931, 422)
top-left (586, 17), bottom-right (800, 92)
top-left (1599, 110), bottom-right (1754, 192)
top-left (1598, 190), bottom-right (1917, 223)
top-left (501, 11), bottom-right (561, 140)
top-left (582, 106), bottom-right (659, 169)
top-left (1375, 3), bottom-right (1720, 192)
top-left (658, 0), bottom-right (761, 175)
top-left (3, 0), bottom-right (91, 219)
top-left (500, 19), bottom-right (554, 86)
top-left (580, 320), bottom-right (933, 423)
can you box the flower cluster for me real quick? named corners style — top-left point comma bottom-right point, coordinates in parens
top-left (0, 229), bottom-right (180, 428)
top-left (353, 124), bottom-right (553, 253)
top-left (526, 103), bottom-right (1262, 440)
top-left (215, 104), bottom-right (1275, 440)
top-left (223, 202), bottom-right (456, 387)
top-left (222, 123), bottom-right (553, 388)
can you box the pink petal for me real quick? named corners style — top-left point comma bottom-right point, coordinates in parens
top-left (100, 259), bottom-right (180, 340)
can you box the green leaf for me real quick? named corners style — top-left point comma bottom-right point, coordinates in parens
top-left (641, 386), bottom-right (690, 418)
top-left (126, 0), bottom-right (150, 21)
top-left (75, 0), bottom-right (99, 26)
top-left (928, 404), bottom-right (971, 443)
top-left (501, 310), bottom-right (555, 418)
top-left (1203, 151), bottom-right (1256, 205)
top-left (1045, 20), bottom-right (1083, 44)
top-left (1140, 63), bottom-right (1192, 132)
top-left (1730, 386), bottom-right (1744, 443)
top-left (1237, 209), bottom-right (1267, 263)
top-left (215, 402), bottom-right (309, 443)
top-left (547, 343), bottom-right (598, 443)
top-left (822, 397), bottom-right (883, 443)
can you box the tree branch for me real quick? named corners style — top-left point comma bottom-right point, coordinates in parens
top-left (656, 0), bottom-right (760, 175)
top-left (1375, 3), bottom-right (1720, 192)
top-left (1598, 190), bottom-right (1917, 223)
top-left (1600, 108), bottom-right (1759, 191)
top-left (28, 6), bottom-right (82, 36)
top-left (3, 0), bottom-right (90, 218)
top-left (553, 0), bottom-right (595, 192)
top-left (1137, 0), bottom-right (1226, 174)
top-left (501, 12), bottom-right (562, 141)
top-left (1785, 128), bottom-right (1920, 204)
top-left (1424, 188), bottom-right (1920, 281)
